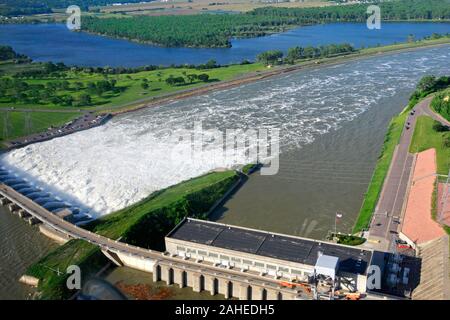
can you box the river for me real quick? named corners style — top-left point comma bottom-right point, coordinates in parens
top-left (0, 44), bottom-right (449, 299)
top-left (0, 22), bottom-right (449, 66)
top-left (0, 206), bottom-right (56, 300)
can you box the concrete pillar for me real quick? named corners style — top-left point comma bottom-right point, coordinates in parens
top-left (266, 289), bottom-right (282, 300)
top-left (253, 286), bottom-right (266, 300)
top-left (192, 273), bottom-right (202, 293)
top-left (239, 284), bottom-right (250, 300)
top-left (174, 269), bottom-right (186, 288)
top-left (219, 279), bottom-right (232, 299)
top-left (205, 275), bottom-right (217, 296)
top-left (161, 265), bottom-right (173, 285)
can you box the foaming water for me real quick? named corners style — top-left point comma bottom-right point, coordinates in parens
top-left (1, 46), bottom-right (449, 218)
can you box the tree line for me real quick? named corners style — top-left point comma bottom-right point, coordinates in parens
top-left (256, 43), bottom-right (356, 65)
top-left (0, 45), bottom-right (30, 63)
top-left (81, 0), bottom-right (450, 48)
top-left (0, 0), bottom-right (147, 16)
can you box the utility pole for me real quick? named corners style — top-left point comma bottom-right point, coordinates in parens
top-left (2, 111), bottom-right (11, 139)
top-left (24, 111), bottom-right (32, 135)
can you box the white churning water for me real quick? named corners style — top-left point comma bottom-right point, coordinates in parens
top-left (2, 47), bottom-right (450, 217)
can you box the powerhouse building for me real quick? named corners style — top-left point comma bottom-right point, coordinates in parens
top-left (165, 218), bottom-right (373, 293)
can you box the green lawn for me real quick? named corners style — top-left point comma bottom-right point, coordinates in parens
top-left (409, 115), bottom-right (450, 175)
top-left (353, 110), bottom-right (408, 233)
top-left (431, 89), bottom-right (450, 122)
top-left (26, 170), bottom-right (239, 299)
top-left (0, 111), bottom-right (81, 141)
top-left (0, 63), bottom-right (266, 111)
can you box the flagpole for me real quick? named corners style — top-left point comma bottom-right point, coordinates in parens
top-left (334, 212), bottom-right (337, 237)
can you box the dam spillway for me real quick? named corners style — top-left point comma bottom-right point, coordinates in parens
top-left (1, 46), bottom-right (450, 221)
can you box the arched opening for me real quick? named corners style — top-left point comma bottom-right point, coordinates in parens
top-left (181, 270), bottom-right (187, 288)
top-left (247, 285), bottom-right (252, 300)
top-left (199, 275), bottom-right (205, 292)
top-left (227, 281), bottom-right (234, 299)
top-left (212, 278), bottom-right (219, 295)
top-left (154, 265), bottom-right (161, 282)
top-left (261, 288), bottom-right (267, 300)
top-left (167, 268), bottom-right (174, 285)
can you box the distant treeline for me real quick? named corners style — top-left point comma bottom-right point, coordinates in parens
top-left (251, 0), bottom-right (450, 22)
top-left (81, 0), bottom-right (450, 48)
top-left (257, 43), bottom-right (356, 65)
top-left (0, 0), bottom-right (148, 16)
top-left (0, 45), bottom-right (30, 62)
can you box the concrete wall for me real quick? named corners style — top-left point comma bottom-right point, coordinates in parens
top-left (114, 251), bottom-right (156, 272)
top-left (165, 237), bottom-right (367, 293)
top-left (165, 237), bottom-right (315, 281)
top-left (152, 262), bottom-right (301, 300)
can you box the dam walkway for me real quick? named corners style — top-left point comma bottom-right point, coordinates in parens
top-left (0, 183), bottom-right (310, 300)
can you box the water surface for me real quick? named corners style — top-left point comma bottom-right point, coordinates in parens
top-left (0, 22), bottom-right (449, 66)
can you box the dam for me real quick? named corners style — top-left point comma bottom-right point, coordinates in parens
top-left (1, 45), bottom-right (450, 236)
top-left (0, 184), bottom-right (378, 300)
top-left (1, 45), bottom-right (449, 298)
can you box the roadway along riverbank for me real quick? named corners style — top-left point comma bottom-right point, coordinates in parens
top-left (367, 97), bottom-right (449, 251)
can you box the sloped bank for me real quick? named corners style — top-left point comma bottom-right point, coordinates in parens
top-left (25, 170), bottom-right (240, 300)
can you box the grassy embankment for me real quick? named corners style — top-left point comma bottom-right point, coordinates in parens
top-left (26, 170), bottom-right (240, 299)
top-left (0, 111), bottom-right (81, 140)
top-left (409, 116), bottom-right (450, 175)
top-left (352, 109), bottom-right (409, 233)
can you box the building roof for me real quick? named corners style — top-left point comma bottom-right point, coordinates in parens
top-left (167, 218), bottom-right (372, 275)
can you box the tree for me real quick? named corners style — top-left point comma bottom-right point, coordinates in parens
top-left (205, 59), bottom-right (217, 69)
top-left (417, 76), bottom-right (437, 93)
top-left (79, 94), bottom-right (92, 106)
top-left (286, 46), bottom-right (303, 64)
top-left (165, 75), bottom-right (176, 86)
top-left (187, 74), bottom-right (198, 83)
top-left (74, 82), bottom-right (83, 91)
top-left (197, 74), bottom-right (209, 82)
top-left (256, 50), bottom-right (283, 66)
top-left (141, 82), bottom-right (149, 90)
top-left (303, 46), bottom-right (318, 59)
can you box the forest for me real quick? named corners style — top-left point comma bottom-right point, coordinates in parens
top-left (81, 0), bottom-right (450, 48)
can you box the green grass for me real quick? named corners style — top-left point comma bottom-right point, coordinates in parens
top-left (0, 111), bottom-right (81, 140)
top-left (409, 115), bottom-right (450, 175)
top-left (0, 63), bottom-right (266, 111)
top-left (336, 234), bottom-right (366, 246)
top-left (431, 88), bottom-right (450, 122)
top-left (353, 109), bottom-right (409, 233)
top-left (26, 170), bottom-right (239, 299)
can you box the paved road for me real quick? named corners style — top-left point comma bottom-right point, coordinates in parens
top-left (368, 97), bottom-right (448, 250)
